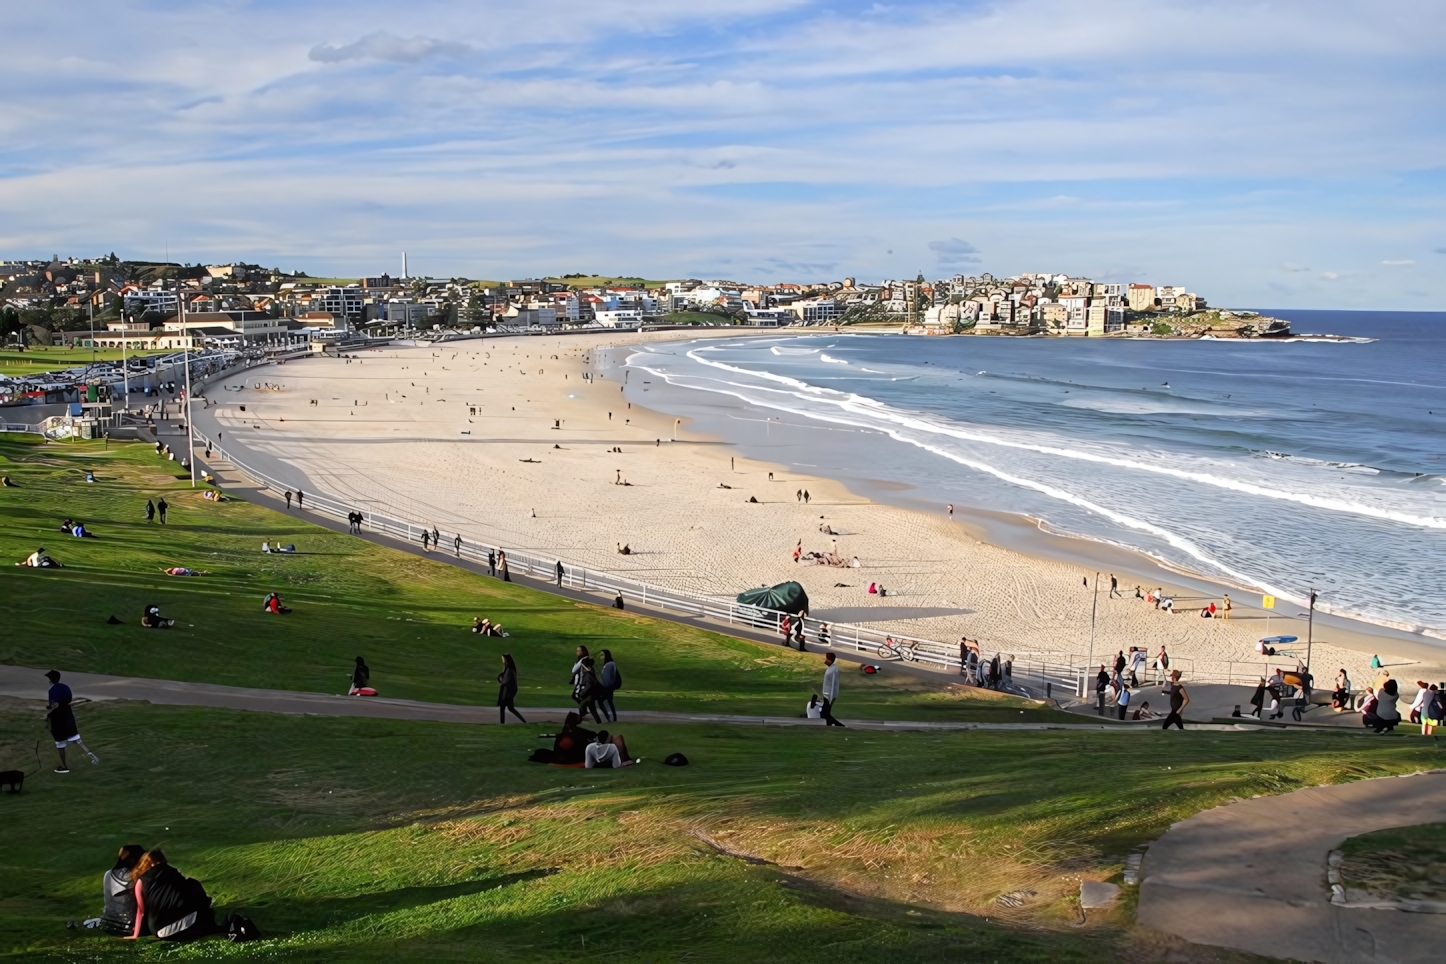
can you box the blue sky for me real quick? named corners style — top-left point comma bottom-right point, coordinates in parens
top-left (1, 0), bottom-right (1442, 307)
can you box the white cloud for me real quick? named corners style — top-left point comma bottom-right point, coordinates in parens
top-left (1381, 259), bottom-right (1415, 265)
top-left (309, 32), bottom-right (476, 64)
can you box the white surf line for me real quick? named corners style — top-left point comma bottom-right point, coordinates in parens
top-left (676, 346), bottom-right (1446, 532)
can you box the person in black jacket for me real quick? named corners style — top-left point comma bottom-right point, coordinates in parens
top-left (348, 656), bottom-right (370, 695)
top-left (572, 656), bottom-right (603, 724)
top-left (497, 654), bottom-right (525, 723)
top-left (127, 850), bottom-right (215, 941)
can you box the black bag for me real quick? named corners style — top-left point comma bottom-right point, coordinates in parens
top-left (224, 913), bottom-right (261, 943)
top-left (663, 752), bottom-right (688, 767)
top-left (528, 748), bottom-right (555, 764)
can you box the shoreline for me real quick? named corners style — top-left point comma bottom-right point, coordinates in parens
top-left (192, 329), bottom-right (1443, 684)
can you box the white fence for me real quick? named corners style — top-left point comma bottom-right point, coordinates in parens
top-left (193, 427), bottom-right (1092, 686)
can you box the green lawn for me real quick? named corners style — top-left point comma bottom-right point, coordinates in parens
top-left (1339, 822), bottom-right (1446, 902)
top-left (0, 436), bottom-right (1061, 722)
top-left (3, 435), bottom-right (1441, 962)
top-left (5, 697), bottom-right (1436, 961)
top-left (0, 348), bottom-right (167, 377)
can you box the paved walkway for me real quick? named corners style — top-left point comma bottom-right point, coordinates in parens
top-left (1139, 769), bottom-right (1446, 963)
top-left (0, 663), bottom-right (1142, 733)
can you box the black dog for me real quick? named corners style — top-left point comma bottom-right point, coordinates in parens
top-left (0, 770), bottom-right (24, 793)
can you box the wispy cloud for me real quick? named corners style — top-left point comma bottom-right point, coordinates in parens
top-left (0, 1), bottom-right (1441, 308)
top-left (310, 32), bottom-right (476, 64)
top-left (929, 238), bottom-right (983, 267)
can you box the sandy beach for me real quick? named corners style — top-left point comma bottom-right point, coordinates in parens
top-left (198, 330), bottom-right (1442, 686)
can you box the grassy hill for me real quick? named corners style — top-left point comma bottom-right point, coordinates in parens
top-left (1, 436), bottom-right (1438, 961)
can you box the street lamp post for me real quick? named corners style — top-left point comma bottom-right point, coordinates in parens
top-left (1305, 587), bottom-right (1317, 676)
top-left (1085, 571), bottom-right (1100, 696)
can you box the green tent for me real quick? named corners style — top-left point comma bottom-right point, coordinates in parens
top-left (736, 581), bottom-right (810, 615)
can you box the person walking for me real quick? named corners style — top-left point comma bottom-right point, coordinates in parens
top-left (820, 652), bottom-right (844, 726)
top-left (1161, 670), bottom-right (1189, 730)
top-left (1109, 574), bottom-right (1120, 598)
top-left (1249, 677), bottom-right (1267, 718)
top-left (597, 650), bottom-right (621, 722)
top-left (1095, 665), bottom-right (1109, 715)
top-left (296, 489), bottom-right (304, 509)
top-left (1129, 647), bottom-right (1146, 686)
top-left (803, 489), bottom-right (810, 504)
top-left (488, 549), bottom-right (497, 577)
top-left (1222, 594), bottom-right (1232, 619)
top-left (497, 654), bottom-right (525, 724)
top-left (155, 497), bottom-right (168, 524)
top-left (555, 560), bottom-right (565, 587)
top-left (572, 656), bottom-right (603, 724)
top-left (285, 490), bottom-right (293, 509)
top-left (947, 503), bottom-right (953, 519)
top-left (144, 499), bottom-right (155, 523)
top-left (1409, 680), bottom-right (1431, 725)
top-left (45, 670), bottom-right (98, 772)
top-left (454, 534), bottom-right (462, 557)
top-left (421, 530), bottom-right (430, 553)
top-left (498, 550), bottom-right (510, 581)
top-left (1154, 645), bottom-right (1169, 684)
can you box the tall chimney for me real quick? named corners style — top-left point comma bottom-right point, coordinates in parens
top-left (403, 252), bottom-right (408, 279)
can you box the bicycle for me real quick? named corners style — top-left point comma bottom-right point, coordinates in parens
top-left (876, 636), bottom-right (916, 662)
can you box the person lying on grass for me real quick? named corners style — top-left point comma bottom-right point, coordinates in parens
top-left (140, 605), bottom-right (175, 629)
top-left (584, 730), bottom-right (635, 768)
top-left (17, 546), bottom-right (61, 567)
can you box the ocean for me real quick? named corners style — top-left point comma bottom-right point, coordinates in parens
top-left (623, 311), bottom-right (1446, 640)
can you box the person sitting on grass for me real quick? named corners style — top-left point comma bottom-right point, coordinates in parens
top-left (1131, 701), bottom-right (1155, 721)
top-left (18, 546), bottom-right (61, 568)
top-left (348, 656), bottom-right (371, 696)
top-left (551, 712), bottom-right (596, 765)
top-left (96, 845), bottom-right (146, 934)
top-left (262, 592), bottom-right (291, 615)
top-left (584, 730), bottom-right (634, 768)
top-left (126, 849), bottom-right (216, 942)
top-left (139, 605), bottom-right (175, 629)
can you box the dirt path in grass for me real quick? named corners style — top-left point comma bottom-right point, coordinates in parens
top-left (1138, 768), bottom-right (1446, 963)
top-left (0, 662), bottom-right (1155, 732)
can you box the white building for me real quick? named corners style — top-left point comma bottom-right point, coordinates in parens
top-left (595, 309), bottom-right (643, 328)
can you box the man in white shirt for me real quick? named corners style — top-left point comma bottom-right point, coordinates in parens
top-left (584, 731), bottom-right (631, 768)
top-left (821, 653), bottom-right (844, 727)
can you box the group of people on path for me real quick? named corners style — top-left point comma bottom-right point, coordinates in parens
top-left (1094, 651), bottom-right (1185, 727)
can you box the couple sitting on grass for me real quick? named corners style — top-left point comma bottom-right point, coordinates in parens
top-left (260, 541), bottom-right (296, 553)
top-left (471, 616), bottom-right (508, 636)
top-left (534, 712), bottom-right (636, 768)
top-left (91, 845), bottom-right (243, 943)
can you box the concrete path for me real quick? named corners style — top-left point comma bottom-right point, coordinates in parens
top-left (0, 663), bottom-right (1147, 733)
top-left (1139, 769), bottom-right (1446, 963)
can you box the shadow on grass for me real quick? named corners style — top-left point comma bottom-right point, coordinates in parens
top-left (249, 867), bottom-right (559, 933)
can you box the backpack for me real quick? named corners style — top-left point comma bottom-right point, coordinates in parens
top-left (224, 913), bottom-right (261, 943)
top-left (601, 663), bottom-right (622, 691)
top-left (663, 752), bottom-right (689, 767)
